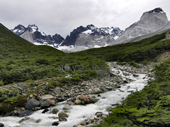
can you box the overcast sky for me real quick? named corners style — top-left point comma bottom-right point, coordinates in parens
top-left (1, 0), bottom-right (170, 37)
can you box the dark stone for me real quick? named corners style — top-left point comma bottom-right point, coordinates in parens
top-left (42, 108), bottom-right (49, 113)
top-left (25, 98), bottom-right (40, 110)
top-left (52, 108), bottom-right (59, 114)
top-left (95, 112), bottom-right (103, 117)
top-left (40, 101), bottom-right (50, 109)
top-left (52, 121), bottom-right (59, 126)
top-left (0, 123), bottom-right (4, 127)
top-left (59, 117), bottom-right (67, 121)
top-left (18, 110), bottom-right (33, 117)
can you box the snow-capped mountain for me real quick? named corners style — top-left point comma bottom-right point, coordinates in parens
top-left (12, 8), bottom-right (170, 52)
top-left (12, 24), bottom-right (64, 47)
top-left (114, 7), bottom-right (169, 44)
top-left (59, 24), bottom-right (122, 52)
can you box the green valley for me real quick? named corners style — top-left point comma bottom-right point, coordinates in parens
top-left (1, 23), bottom-right (170, 126)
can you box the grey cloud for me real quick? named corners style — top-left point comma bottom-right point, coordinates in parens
top-left (1, 0), bottom-right (170, 38)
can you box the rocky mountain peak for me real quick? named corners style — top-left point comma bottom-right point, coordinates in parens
top-left (12, 24), bottom-right (26, 36)
top-left (27, 24), bottom-right (39, 33)
top-left (148, 7), bottom-right (164, 13)
top-left (140, 7), bottom-right (168, 21)
top-left (12, 24), bottom-right (64, 47)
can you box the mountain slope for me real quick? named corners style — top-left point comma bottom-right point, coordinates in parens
top-left (114, 8), bottom-right (169, 45)
top-left (12, 24), bottom-right (64, 47)
top-left (0, 23), bottom-right (108, 85)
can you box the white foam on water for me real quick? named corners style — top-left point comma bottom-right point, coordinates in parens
top-left (0, 68), bottom-right (149, 127)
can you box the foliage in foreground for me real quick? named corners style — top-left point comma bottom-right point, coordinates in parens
top-left (93, 58), bottom-right (170, 127)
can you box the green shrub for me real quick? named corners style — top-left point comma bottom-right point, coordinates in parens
top-left (4, 97), bottom-right (18, 104)
top-left (0, 80), bottom-right (4, 86)
top-left (129, 61), bottom-right (141, 68)
top-left (60, 77), bottom-right (70, 84)
top-left (142, 59), bottom-right (148, 65)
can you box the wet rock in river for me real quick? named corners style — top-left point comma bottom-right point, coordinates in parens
top-left (58, 111), bottom-right (68, 118)
top-left (63, 104), bottom-right (73, 110)
top-left (52, 121), bottom-right (59, 126)
top-left (0, 123), bottom-right (4, 127)
top-left (18, 110), bottom-right (33, 117)
top-left (18, 117), bottom-right (30, 124)
top-left (42, 108), bottom-right (49, 113)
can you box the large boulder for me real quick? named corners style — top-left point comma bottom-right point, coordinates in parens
top-left (0, 123), bottom-right (4, 127)
top-left (25, 98), bottom-right (40, 110)
top-left (46, 99), bottom-right (56, 106)
top-left (40, 101), bottom-right (50, 109)
top-left (81, 94), bottom-right (90, 104)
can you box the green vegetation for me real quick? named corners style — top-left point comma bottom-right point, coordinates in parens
top-left (1, 23), bottom-right (170, 118)
top-left (72, 33), bottom-right (167, 62)
top-left (0, 24), bottom-right (108, 85)
top-left (93, 58), bottom-right (170, 127)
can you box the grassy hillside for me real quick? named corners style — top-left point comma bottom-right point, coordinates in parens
top-left (0, 24), bottom-right (108, 85)
top-left (72, 33), bottom-right (169, 63)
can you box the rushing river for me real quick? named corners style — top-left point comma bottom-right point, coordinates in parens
top-left (0, 68), bottom-right (149, 127)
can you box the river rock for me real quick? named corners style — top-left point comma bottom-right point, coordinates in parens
top-left (34, 107), bottom-right (41, 111)
top-left (95, 112), bottom-right (103, 117)
top-left (67, 100), bottom-right (74, 105)
top-left (46, 99), bottom-right (56, 106)
top-left (0, 123), bottom-right (4, 127)
top-left (58, 111), bottom-right (68, 118)
top-left (52, 121), bottom-right (59, 126)
top-left (133, 74), bottom-right (139, 77)
top-left (54, 87), bottom-right (61, 95)
top-left (81, 94), bottom-right (90, 104)
top-left (89, 96), bottom-right (99, 103)
top-left (59, 117), bottom-right (67, 121)
top-left (18, 117), bottom-right (30, 124)
top-left (40, 101), bottom-right (50, 109)
top-left (18, 110), bottom-right (33, 117)
top-left (92, 88), bottom-right (101, 94)
top-left (25, 98), bottom-right (40, 110)
top-left (40, 94), bottom-right (54, 100)
top-left (42, 108), bottom-right (49, 113)
top-left (36, 119), bottom-right (42, 123)
top-left (63, 104), bottom-right (73, 110)
top-left (75, 99), bottom-right (81, 105)
top-left (88, 115), bottom-right (97, 121)
top-left (52, 108), bottom-right (59, 114)
top-left (48, 116), bottom-right (58, 119)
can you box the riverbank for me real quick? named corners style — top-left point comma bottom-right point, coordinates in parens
top-left (0, 62), bottom-right (153, 127)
